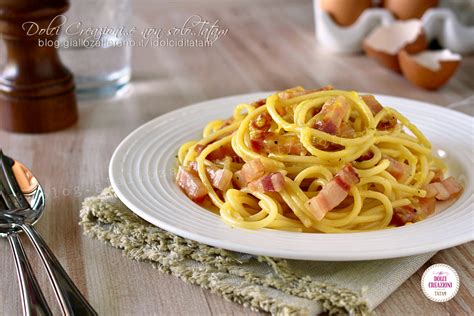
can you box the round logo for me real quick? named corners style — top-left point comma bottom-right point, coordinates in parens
top-left (421, 263), bottom-right (460, 302)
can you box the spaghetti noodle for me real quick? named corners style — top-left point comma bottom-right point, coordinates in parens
top-left (176, 87), bottom-right (463, 233)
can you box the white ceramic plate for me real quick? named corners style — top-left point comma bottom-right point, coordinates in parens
top-left (109, 93), bottom-right (474, 261)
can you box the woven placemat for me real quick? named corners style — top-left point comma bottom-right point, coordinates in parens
top-left (79, 187), bottom-right (435, 315)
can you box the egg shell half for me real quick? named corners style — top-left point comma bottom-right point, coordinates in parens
top-left (398, 50), bottom-right (460, 90)
top-left (363, 30), bottom-right (427, 72)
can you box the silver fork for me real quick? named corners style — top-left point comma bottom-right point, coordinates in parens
top-left (0, 168), bottom-right (52, 315)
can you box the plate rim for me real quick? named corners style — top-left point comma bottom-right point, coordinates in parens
top-left (109, 92), bottom-right (474, 261)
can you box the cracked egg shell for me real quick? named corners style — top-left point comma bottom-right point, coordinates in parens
top-left (399, 49), bottom-right (461, 90)
top-left (363, 20), bottom-right (427, 72)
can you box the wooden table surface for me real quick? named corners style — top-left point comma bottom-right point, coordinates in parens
top-left (0, 1), bottom-right (473, 315)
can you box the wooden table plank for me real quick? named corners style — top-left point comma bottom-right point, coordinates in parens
top-left (0, 1), bottom-right (472, 315)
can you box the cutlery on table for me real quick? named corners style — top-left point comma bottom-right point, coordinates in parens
top-left (0, 150), bottom-right (97, 316)
top-left (0, 170), bottom-right (52, 315)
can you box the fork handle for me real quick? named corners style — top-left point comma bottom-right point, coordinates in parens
top-left (21, 224), bottom-right (97, 316)
top-left (8, 233), bottom-right (52, 316)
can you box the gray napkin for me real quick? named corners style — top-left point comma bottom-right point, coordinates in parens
top-left (80, 187), bottom-right (435, 315)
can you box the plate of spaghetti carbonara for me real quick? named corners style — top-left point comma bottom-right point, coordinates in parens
top-left (110, 87), bottom-right (473, 260)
